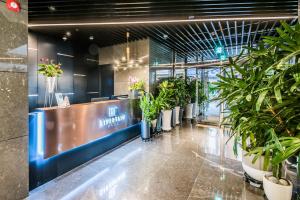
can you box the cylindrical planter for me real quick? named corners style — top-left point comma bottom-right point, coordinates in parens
top-left (151, 119), bottom-right (157, 135)
top-left (129, 90), bottom-right (139, 99)
top-left (185, 103), bottom-right (194, 119)
top-left (156, 112), bottom-right (162, 133)
top-left (151, 119), bottom-right (157, 130)
top-left (179, 108), bottom-right (184, 125)
top-left (263, 175), bottom-right (293, 200)
top-left (175, 106), bottom-right (180, 125)
top-left (193, 103), bottom-right (198, 117)
top-left (171, 108), bottom-right (176, 128)
top-left (162, 110), bottom-right (172, 131)
top-left (242, 150), bottom-right (272, 182)
top-left (141, 120), bottom-right (151, 140)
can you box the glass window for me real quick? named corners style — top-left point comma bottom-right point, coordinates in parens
top-left (174, 69), bottom-right (185, 78)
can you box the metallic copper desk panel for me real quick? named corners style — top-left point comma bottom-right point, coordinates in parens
top-left (37, 99), bottom-right (140, 158)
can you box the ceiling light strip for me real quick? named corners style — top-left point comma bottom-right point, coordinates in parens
top-left (57, 53), bottom-right (74, 57)
top-left (28, 16), bottom-right (297, 27)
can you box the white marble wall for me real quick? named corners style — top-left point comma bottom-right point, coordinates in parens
top-left (99, 39), bottom-right (150, 95)
top-left (0, 2), bottom-right (28, 199)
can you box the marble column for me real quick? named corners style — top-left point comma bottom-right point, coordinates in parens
top-left (0, 1), bottom-right (28, 200)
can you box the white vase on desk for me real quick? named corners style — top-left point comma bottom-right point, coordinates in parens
top-left (47, 77), bottom-right (56, 93)
top-left (44, 76), bottom-right (57, 107)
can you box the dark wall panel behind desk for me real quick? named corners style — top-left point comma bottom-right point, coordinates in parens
top-left (74, 76), bottom-right (87, 103)
top-left (28, 32), bottom-right (101, 110)
top-left (57, 55), bottom-right (74, 103)
top-left (100, 64), bottom-right (114, 97)
top-left (86, 65), bottom-right (100, 101)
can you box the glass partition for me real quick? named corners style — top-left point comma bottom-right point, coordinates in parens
top-left (198, 67), bottom-right (221, 125)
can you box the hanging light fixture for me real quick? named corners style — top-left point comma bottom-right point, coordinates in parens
top-left (113, 31), bottom-right (147, 71)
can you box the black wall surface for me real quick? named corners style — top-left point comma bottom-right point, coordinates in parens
top-left (99, 64), bottom-right (114, 98)
top-left (28, 31), bottom-right (114, 111)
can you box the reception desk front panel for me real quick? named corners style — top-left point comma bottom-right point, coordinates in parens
top-left (36, 99), bottom-right (141, 158)
top-left (29, 99), bottom-right (141, 190)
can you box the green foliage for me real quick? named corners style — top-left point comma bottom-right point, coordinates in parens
top-left (139, 93), bottom-right (160, 122)
top-left (215, 21), bottom-right (300, 178)
top-left (38, 58), bottom-right (63, 77)
top-left (129, 80), bottom-right (145, 91)
top-left (167, 77), bottom-right (189, 107)
top-left (186, 78), bottom-right (207, 105)
top-left (156, 80), bottom-right (175, 110)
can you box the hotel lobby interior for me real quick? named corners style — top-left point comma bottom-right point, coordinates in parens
top-left (0, 0), bottom-right (299, 199)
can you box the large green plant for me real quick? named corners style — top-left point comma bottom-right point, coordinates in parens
top-left (215, 22), bottom-right (300, 178)
top-left (157, 80), bottom-right (175, 110)
top-left (187, 78), bottom-right (207, 105)
top-left (168, 77), bottom-right (188, 107)
top-left (140, 93), bottom-right (160, 123)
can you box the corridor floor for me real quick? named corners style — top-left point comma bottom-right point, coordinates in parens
top-left (28, 123), bottom-right (264, 200)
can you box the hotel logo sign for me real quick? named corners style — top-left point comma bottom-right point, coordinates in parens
top-left (98, 106), bottom-right (126, 128)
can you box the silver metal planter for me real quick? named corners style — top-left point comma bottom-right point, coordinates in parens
top-left (141, 120), bottom-right (151, 141)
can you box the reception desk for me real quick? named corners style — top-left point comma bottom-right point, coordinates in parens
top-left (29, 99), bottom-right (141, 190)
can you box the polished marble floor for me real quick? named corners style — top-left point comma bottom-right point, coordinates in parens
top-left (28, 123), bottom-right (264, 200)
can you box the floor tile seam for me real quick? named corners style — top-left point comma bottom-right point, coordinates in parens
top-left (0, 134), bottom-right (28, 143)
top-left (179, 145), bottom-right (208, 200)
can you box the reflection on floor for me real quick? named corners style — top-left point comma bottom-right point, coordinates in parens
top-left (28, 123), bottom-right (264, 200)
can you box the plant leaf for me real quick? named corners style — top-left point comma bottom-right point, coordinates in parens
top-left (256, 90), bottom-right (268, 111)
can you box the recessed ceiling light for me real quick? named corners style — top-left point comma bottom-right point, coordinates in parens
top-left (89, 36), bottom-right (94, 40)
top-left (75, 28), bottom-right (79, 32)
top-left (28, 16), bottom-right (296, 27)
top-left (66, 31), bottom-right (71, 37)
top-left (48, 6), bottom-right (56, 12)
top-left (62, 36), bottom-right (67, 41)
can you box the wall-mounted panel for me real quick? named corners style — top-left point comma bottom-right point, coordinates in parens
top-left (57, 55), bottom-right (74, 103)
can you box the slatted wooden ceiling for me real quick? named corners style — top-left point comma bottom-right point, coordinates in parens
top-left (27, 0), bottom-right (299, 60)
top-left (28, 0), bottom-right (298, 23)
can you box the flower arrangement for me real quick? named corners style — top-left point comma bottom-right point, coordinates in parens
top-left (38, 58), bottom-right (63, 77)
top-left (128, 76), bottom-right (145, 91)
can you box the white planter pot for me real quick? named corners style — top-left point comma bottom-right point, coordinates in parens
top-left (46, 77), bottom-right (57, 93)
top-left (193, 103), bottom-right (198, 117)
top-left (175, 106), bottom-right (180, 125)
top-left (162, 110), bottom-right (172, 131)
top-left (263, 175), bottom-right (293, 200)
top-left (242, 150), bottom-right (272, 182)
top-left (151, 119), bottom-right (157, 130)
top-left (185, 103), bottom-right (194, 119)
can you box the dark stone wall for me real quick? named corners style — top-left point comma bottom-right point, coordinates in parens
top-left (0, 1), bottom-right (28, 199)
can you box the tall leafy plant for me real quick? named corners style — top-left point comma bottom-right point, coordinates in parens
top-left (157, 80), bottom-right (175, 110)
top-left (186, 78), bottom-right (207, 105)
top-left (169, 77), bottom-right (188, 107)
top-left (140, 93), bottom-right (160, 123)
top-left (215, 22), bottom-right (300, 178)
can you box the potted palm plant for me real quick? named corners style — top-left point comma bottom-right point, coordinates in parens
top-left (185, 78), bottom-right (206, 119)
top-left (215, 22), bottom-right (300, 199)
top-left (157, 80), bottom-right (175, 131)
top-left (139, 93), bottom-right (159, 140)
top-left (172, 77), bottom-right (187, 125)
